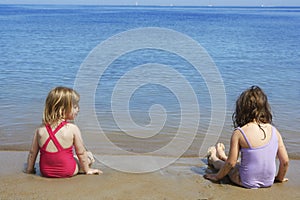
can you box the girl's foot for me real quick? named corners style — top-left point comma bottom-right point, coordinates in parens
top-left (216, 143), bottom-right (227, 161)
top-left (206, 146), bottom-right (217, 167)
top-left (87, 151), bottom-right (95, 166)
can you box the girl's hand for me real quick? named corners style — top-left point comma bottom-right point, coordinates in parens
top-left (24, 168), bottom-right (36, 174)
top-left (274, 177), bottom-right (288, 183)
top-left (204, 173), bottom-right (219, 182)
top-left (86, 168), bottom-right (103, 175)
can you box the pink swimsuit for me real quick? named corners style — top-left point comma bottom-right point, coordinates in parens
top-left (39, 121), bottom-right (76, 178)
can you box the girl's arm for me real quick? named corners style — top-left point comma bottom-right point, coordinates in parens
top-left (215, 130), bottom-right (240, 180)
top-left (26, 130), bottom-right (39, 174)
top-left (275, 130), bottom-right (289, 182)
top-left (204, 130), bottom-right (240, 181)
top-left (73, 125), bottom-right (102, 175)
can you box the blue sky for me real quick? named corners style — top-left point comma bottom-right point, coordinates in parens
top-left (0, 0), bottom-right (299, 6)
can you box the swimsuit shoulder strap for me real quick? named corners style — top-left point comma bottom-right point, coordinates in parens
top-left (236, 127), bottom-right (252, 148)
top-left (270, 126), bottom-right (278, 143)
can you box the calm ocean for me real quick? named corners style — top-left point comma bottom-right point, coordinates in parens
top-left (0, 5), bottom-right (299, 158)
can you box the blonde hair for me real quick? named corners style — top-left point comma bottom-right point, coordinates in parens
top-left (43, 86), bottom-right (80, 125)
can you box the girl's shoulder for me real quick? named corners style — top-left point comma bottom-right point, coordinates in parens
top-left (240, 122), bottom-right (272, 131)
top-left (65, 122), bottom-right (79, 129)
top-left (35, 122), bottom-right (80, 133)
top-left (64, 122), bottom-right (81, 134)
top-left (36, 124), bottom-right (46, 133)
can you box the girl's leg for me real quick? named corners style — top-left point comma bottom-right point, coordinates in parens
top-left (86, 151), bottom-right (95, 166)
top-left (73, 151), bottom-right (94, 174)
top-left (73, 155), bottom-right (82, 174)
top-left (228, 164), bottom-right (243, 187)
top-left (207, 144), bottom-right (243, 187)
top-left (73, 162), bottom-right (79, 176)
top-left (216, 143), bottom-right (228, 161)
top-left (207, 146), bottom-right (225, 170)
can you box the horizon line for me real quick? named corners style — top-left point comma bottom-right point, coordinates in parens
top-left (0, 3), bottom-right (299, 8)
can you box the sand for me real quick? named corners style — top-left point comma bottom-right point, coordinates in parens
top-left (0, 151), bottom-right (299, 200)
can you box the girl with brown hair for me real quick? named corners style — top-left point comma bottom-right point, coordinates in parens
top-left (204, 86), bottom-right (289, 188)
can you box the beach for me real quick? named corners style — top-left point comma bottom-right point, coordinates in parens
top-left (1, 151), bottom-right (300, 200)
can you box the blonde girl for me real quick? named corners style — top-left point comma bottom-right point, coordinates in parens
top-left (26, 86), bottom-right (102, 177)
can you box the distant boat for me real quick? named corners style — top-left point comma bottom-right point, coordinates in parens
top-left (135, 1), bottom-right (138, 6)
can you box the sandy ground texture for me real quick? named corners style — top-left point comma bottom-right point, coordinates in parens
top-left (0, 151), bottom-right (300, 200)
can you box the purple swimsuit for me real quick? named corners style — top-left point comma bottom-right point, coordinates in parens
top-left (237, 126), bottom-right (278, 188)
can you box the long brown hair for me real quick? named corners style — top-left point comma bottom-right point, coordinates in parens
top-left (43, 86), bottom-right (80, 125)
top-left (232, 86), bottom-right (272, 128)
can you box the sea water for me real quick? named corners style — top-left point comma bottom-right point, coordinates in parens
top-left (0, 5), bottom-right (299, 158)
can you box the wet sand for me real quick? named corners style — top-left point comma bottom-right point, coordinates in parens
top-left (1, 151), bottom-right (300, 200)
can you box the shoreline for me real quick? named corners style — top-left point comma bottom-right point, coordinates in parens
top-left (1, 124), bottom-right (300, 160)
top-left (1, 151), bottom-right (300, 200)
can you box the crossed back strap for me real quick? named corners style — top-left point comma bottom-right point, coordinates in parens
top-left (42, 121), bottom-right (68, 151)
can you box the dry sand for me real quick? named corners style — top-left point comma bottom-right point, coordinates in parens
top-left (0, 151), bottom-right (299, 200)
